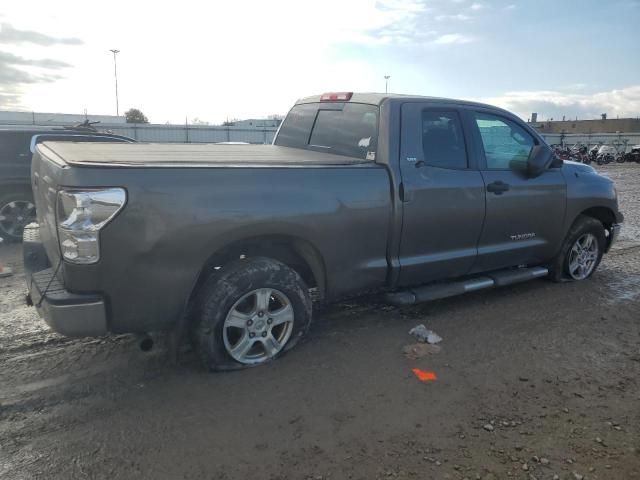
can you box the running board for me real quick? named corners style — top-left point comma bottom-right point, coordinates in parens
top-left (385, 266), bottom-right (548, 306)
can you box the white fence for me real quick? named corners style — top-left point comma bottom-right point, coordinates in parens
top-left (541, 132), bottom-right (640, 152)
top-left (0, 111), bottom-right (125, 125)
top-left (100, 123), bottom-right (278, 144)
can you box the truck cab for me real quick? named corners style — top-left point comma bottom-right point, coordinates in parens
top-left (275, 93), bottom-right (621, 287)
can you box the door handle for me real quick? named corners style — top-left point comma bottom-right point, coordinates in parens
top-left (486, 181), bottom-right (510, 195)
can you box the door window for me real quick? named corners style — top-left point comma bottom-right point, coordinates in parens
top-left (474, 113), bottom-right (535, 169)
top-left (421, 110), bottom-right (467, 169)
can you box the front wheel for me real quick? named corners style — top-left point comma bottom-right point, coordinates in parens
top-left (0, 191), bottom-right (36, 242)
top-left (548, 215), bottom-right (606, 282)
top-left (191, 257), bottom-right (312, 371)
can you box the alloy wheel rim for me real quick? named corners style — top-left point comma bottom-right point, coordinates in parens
top-left (223, 288), bottom-right (294, 365)
top-left (568, 233), bottom-right (598, 280)
top-left (0, 200), bottom-right (36, 239)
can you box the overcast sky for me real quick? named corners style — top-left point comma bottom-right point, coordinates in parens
top-left (1, 0), bottom-right (639, 124)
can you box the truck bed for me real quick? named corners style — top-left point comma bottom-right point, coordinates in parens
top-left (30, 141), bottom-right (392, 332)
top-left (38, 142), bottom-right (370, 168)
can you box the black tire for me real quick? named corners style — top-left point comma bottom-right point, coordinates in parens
top-left (0, 190), bottom-right (36, 243)
top-left (191, 257), bottom-right (312, 371)
top-left (548, 215), bottom-right (606, 282)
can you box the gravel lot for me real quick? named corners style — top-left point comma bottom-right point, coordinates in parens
top-left (1, 164), bottom-right (639, 480)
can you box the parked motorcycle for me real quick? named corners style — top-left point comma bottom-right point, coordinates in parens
top-left (571, 144), bottom-right (590, 164)
top-left (589, 144), bottom-right (602, 164)
top-left (596, 145), bottom-right (616, 165)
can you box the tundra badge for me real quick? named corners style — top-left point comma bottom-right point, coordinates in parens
top-left (510, 233), bottom-right (537, 241)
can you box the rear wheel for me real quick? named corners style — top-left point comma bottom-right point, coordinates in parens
top-left (191, 257), bottom-right (312, 371)
top-left (548, 215), bottom-right (606, 282)
top-left (0, 191), bottom-right (36, 242)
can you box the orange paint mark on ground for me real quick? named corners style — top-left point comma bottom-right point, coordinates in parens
top-left (412, 368), bottom-right (437, 382)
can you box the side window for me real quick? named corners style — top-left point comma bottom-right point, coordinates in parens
top-left (474, 113), bottom-right (535, 169)
top-left (0, 132), bottom-right (31, 159)
top-left (421, 110), bottom-right (467, 169)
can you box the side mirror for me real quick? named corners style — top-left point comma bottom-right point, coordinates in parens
top-left (526, 145), bottom-right (555, 178)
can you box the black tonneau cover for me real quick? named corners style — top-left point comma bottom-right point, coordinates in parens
top-left (37, 142), bottom-right (370, 167)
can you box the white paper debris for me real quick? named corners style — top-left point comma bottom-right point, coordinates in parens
top-left (408, 324), bottom-right (442, 344)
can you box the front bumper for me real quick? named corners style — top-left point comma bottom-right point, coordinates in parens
top-left (23, 224), bottom-right (108, 337)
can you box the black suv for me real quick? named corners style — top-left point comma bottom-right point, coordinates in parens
top-left (0, 126), bottom-right (134, 241)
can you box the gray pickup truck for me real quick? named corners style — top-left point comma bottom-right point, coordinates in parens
top-left (24, 92), bottom-right (623, 370)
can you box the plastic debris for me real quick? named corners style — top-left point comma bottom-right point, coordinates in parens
top-left (409, 324), bottom-right (442, 344)
top-left (402, 343), bottom-right (441, 360)
top-left (412, 368), bottom-right (437, 382)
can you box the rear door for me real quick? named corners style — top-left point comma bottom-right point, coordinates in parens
top-left (397, 103), bottom-right (485, 286)
top-left (468, 110), bottom-right (566, 272)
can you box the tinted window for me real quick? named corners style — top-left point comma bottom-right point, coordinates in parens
top-left (474, 113), bottom-right (535, 169)
top-left (273, 103), bottom-right (318, 149)
top-left (421, 110), bottom-right (467, 168)
top-left (275, 103), bottom-right (379, 160)
top-left (0, 132), bottom-right (32, 159)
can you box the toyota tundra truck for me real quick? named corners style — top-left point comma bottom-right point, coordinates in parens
top-left (23, 92), bottom-right (623, 370)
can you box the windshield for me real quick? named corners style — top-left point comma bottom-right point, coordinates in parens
top-left (274, 102), bottom-right (379, 160)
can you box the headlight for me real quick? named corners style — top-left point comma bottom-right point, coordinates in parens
top-left (56, 188), bottom-right (126, 264)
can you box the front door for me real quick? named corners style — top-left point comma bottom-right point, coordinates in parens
top-left (397, 103), bottom-right (485, 287)
top-left (468, 110), bottom-right (567, 272)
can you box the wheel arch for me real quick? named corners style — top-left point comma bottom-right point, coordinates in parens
top-left (579, 206), bottom-right (616, 230)
top-left (186, 233), bottom-right (327, 311)
top-left (571, 207), bottom-right (617, 252)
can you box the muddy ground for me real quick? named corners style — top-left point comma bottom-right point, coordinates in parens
top-left (1, 164), bottom-right (639, 480)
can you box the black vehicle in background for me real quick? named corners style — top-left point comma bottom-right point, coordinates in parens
top-left (0, 125), bottom-right (134, 241)
top-left (625, 145), bottom-right (640, 163)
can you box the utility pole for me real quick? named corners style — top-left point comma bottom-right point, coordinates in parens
top-left (109, 49), bottom-right (120, 116)
top-left (384, 75), bottom-right (391, 93)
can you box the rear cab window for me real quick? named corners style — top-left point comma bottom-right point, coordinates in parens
top-left (275, 102), bottom-right (379, 160)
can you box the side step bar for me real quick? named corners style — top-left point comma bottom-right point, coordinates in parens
top-left (385, 266), bottom-right (548, 306)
